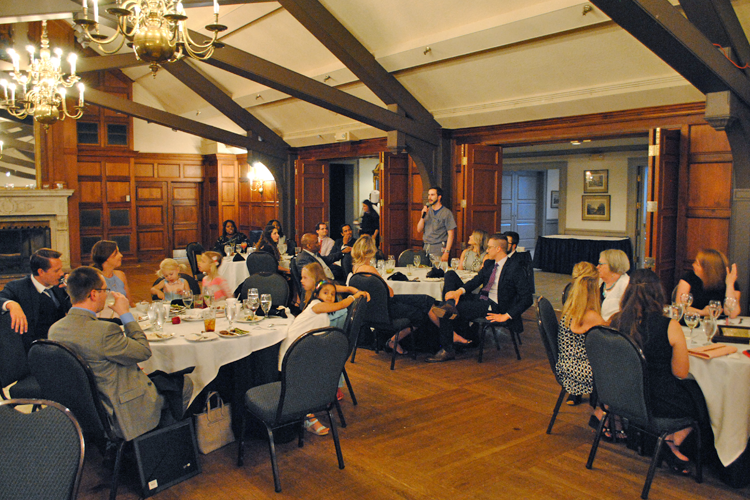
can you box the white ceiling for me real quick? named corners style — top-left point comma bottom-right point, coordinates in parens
top-left (55, 1), bottom-right (750, 147)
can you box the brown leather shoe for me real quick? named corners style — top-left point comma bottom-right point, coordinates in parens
top-left (425, 348), bottom-right (456, 363)
top-left (430, 302), bottom-right (458, 320)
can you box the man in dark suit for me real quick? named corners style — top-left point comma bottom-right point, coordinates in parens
top-left (505, 231), bottom-right (520, 259)
top-left (427, 234), bottom-right (533, 362)
top-left (504, 230), bottom-right (535, 294)
top-left (295, 233), bottom-right (345, 282)
top-left (331, 223), bottom-right (355, 256)
top-left (0, 248), bottom-right (71, 352)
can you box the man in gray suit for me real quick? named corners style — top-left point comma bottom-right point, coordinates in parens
top-left (49, 266), bottom-right (193, 441)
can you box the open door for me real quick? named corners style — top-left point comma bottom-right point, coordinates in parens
top-left (379, 152), bottom-right (409, 257)
top-left (461, 144), bottom-right (503, 238)
top-left (294, 159), bottom-right (329, 238)
top-left (645, 128), bottom-right (680, 291)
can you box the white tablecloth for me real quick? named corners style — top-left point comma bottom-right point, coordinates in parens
top-left (218, 257), bottom-right (250, 293)
top-left (138, 312), bottom-right (291, 404)
top-left (374, 266), bottom-right (477, 301)
top-left (685, 320), bottom-right (750, 466)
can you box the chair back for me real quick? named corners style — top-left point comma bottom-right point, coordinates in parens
top-left (247, 230), bottom-right (263, 246)
top-left (151, 273), bottom-right (201, 300)
top-left (238, 272), bottom-right (290, 307)
top-left (535, 296), bottom-right (561, 379)
top-left (343, 296), bottom-right (367, 354)
top-left (246, 251), bottom-right (278, 275)
top-left (348, 272), bottom-right (393, 328)
top-left (0, 398), bottom-right (85, 500)
top-left (561, 281), bottom-right (572, 305)
top-left (585, 326), bottom-right (650, 425)
top-left (516, 251), bottom-right (535, 293)
top-left (289, 256), bottom-right (303, 298)
top-left (0, 312), bottom-right (33, 398)
top-left (341, 253), bottom-right (353, 278)
top-left (397, 249), bottom-right (428, 268)
top-left (28, 340), bottom-right (119, 443)
top-left (277, 327), bottom-right (349, 423)
top-left (186, 242), bottom-right (204, 279)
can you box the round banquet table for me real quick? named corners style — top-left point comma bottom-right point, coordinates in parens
top-left (137, 311), bottom-right (292, 405)
top-left (218, 254), bottom-right (292, 293)
top-left (370, 266), bottom-right (477, 301)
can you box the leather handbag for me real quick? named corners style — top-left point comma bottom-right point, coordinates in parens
top-left (194, 392), bottom-right (235, 454)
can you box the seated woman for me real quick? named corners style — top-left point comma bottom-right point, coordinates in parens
top-left (556, 274), bottom-right (605, 409)
top-left (348, 235), bottom-right (463, 353)
top-left (254, 224), bottom-right (288, 273)
top-left (598, 248), bottom-right (631, 321)
top-left (458, 229), bottom-right (488, 272)
top-left (214, 219), bottom-right (249, 255)
top-left (91, 240), bottom-right (134, 316)
top-left (561, 262), bottom-right (599, 305)
top-left (610, 269), bottom-right (711, 475)
top-left (268, 219), bottom-right (294, 255)
top-left (675, 248), bottom-right (741, 318)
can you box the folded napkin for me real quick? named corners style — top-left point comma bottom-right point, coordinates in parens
top-left (688, 344), bottom-right (737, 359)
top-left (426, 267), bottom-right (445, 278)
top-left (232, 254), bottom-right (246, 262)
top-left (388, 272), bottom-right (409, 281)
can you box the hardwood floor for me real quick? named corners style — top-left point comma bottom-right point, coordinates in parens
top-left (71, 263), bottom-right (747, 499)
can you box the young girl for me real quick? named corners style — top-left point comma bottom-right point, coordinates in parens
top-left (279, 279), bottom-right (368, 436)
top-left (300, 262), bottom-right (362, 307)
top-left (197, 251), bottom-right (232, 301)
top-left (151, 259), bottom-right (190, 302)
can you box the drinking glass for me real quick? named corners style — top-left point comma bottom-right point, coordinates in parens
top-left (684, 311), bottom-right (700, 341)
top-left (182, 290), bottom-right (193, 309)
top-left (450, 258), bottom-right (459, 270)
top-left (708, 300), bottom-right (722, 321)
top-left (240, 241), bottom-right (248, 253)
top-left (388, 255), bottom-right (395, 262)
top-left (105, 292), bottom-right (116, 308)
top-left (407, 264), bottom-right (413, 276)
top-left (203, 291), bottom-right (213, 309)
top-left (226, 301), bottom-right (236, 329)
top-left (377, 260), bottom-right (386, 276)
top-left (203, 307), bottom-right (216, 332)
top-left (248, 296), bottom-right (259, 320)
top-left (701, 316), bottom-right (716, 343)
top-left (386, 259), bottom-right (395, 273)
top-left (147, 303), bottom-right (158, 326)
top-left (260, 294), bottom-right (272, 317)
top-left (680, 293), bottom-right (694, 309)
top-left (668, 303), bottom-right (683, 322)
top-left (413, 255), bottom-right (421, 267)
top-left (224, 244), bottom-right (232, 256)
top-left (136, 301), bottom-right (149, 315)
top-left (153, 304), bottom-right (166, 332)
top-left (724, 297), bottom-right (738, 322)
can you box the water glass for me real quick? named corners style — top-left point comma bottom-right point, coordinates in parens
top-left (105, 292), bottom-right (116, 308)
top-left (224, 244), bottom-right (233, 257)
top-left (136, 301), bottom-right (150, 315)
top-left (450, 258), bottom-right (459, 270)
top-left (407, 264), bottom-right (413, 276)
top-left (260, 294), bottom-right (272, 316)
top-left (684, 311), bottom-right (700, 341)
top-left (182, 290), bottom-right (193, 309)
top-left (248, 296), bottom-right (259, 320)
top-left (226, 302), bottom-right (236, 329)
top-left (155, 305), bottom-right (167, 332)
top-left (386, 259), bottom-right (395, 273)
top-left (680, 293), bottom-right (694, 308)
top-left (701, 316), bottom-right (716, 343)
top-left (147, 303), bottom-right (158, 326)
top-left (668, 303), bottom-right (684, 323)
top-left (724, 297), bottom-right (737, 321)
top-left (413, 255), bottom-right (421, 267)
top-left (377, 260), bottom-right (386, 276)
top-left (708, 300), bottom-right (722, 321)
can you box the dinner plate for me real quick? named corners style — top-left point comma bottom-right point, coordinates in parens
top-left (235, 315), bottom-right (264, 323)
top-left (180, 312), bottom-right (204, 321)
top-left (218, 329), bottom-right (251, 338)
top-left (185, 332), bottom-right (219, 342)
top-left (424, 277), bottom-right (444, 282)
top-left (146, 331), bottom-right (174, 342)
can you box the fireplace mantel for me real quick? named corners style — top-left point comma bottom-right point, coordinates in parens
top-left (0, 189), bottom-right (74, 269)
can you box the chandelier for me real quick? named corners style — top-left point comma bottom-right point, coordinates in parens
top-left (74, 0), bottom-right (227, 76)
top-left (1, 21), bottom-right (84, 128)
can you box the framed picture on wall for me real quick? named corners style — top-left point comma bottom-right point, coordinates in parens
top-left (582, 195), bottom-right (610, 221)
top-left (583, 169), bottom-right (608, 193)
top-left (550, 190), bottom-right (559, 208)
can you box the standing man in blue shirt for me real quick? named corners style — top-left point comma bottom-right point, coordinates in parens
top-left (417, 186), bottom-right (457, 262)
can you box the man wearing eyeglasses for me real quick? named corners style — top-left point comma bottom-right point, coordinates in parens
top-left (427, 233), bottom-right (533, 362)
top-left (48, 266), bottom-right (193, 441)
top-left (0, 248), bottom-right (71, 352)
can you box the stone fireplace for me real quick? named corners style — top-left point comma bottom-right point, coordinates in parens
top-left (0, 190), bottom-right (74, 275)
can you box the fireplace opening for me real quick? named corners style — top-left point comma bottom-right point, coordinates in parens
top-left (0, 222), bottom-right (52, 276)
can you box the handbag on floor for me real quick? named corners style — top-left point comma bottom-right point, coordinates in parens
top-left (194, 391), bottom-right (235, 454)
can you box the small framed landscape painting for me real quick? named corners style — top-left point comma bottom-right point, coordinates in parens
top-left (583, 169), bottom-right (608, 193)
top-left (582, 195), bottom-right (610, 221)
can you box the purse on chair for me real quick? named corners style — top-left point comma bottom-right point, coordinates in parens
top-left (194, 391), bottom-right (235, 454)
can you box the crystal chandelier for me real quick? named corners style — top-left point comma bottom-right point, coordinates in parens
top-left (1, 21), bottom-right (84, 128)
top-left (74, 0), bottom-right (227, 76)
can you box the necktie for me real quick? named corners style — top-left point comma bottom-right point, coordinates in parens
top-left (44, 288), bottom-right (60, 308)
top-left (480, 264), bottom-right (498, 302)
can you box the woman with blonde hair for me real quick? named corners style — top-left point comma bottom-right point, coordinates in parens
top-left (598, 248), bottom-right (631, 321)
top-left (458, 230), bottom-right (488, 272)
top-left (556, 275), bottom-right (605, 407)
top-left (675, 248), bottom-right (741, 318)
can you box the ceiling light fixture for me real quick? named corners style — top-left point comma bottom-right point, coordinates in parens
top-left (74, 0), bottom-right (227, 77)
top-left (1, 21), bottom-right (84, 128)
top-left (246, 161), bottom-right (273, 194)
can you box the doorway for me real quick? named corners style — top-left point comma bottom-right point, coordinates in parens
top-left (501, 171), bottom-right (543, 252)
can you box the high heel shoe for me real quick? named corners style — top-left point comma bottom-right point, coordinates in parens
top-left (566, 395), bottom-right (583, 406)
top-left (588, 415), bottom-right (613, 441)
top-left (663, 446), bottom-right (691, 476)
top-left (385, 338), bottom-right (407, 355)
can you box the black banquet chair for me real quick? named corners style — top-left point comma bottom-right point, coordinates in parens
top-left (237, 327), bottom-right (349, 493)
top-left (246, 251), bottom-right (279, 276)
top-left (186, 242), bottom-right (204, 280)
top-left (237, 272), bottom-right (290, 307)
top-left (0, 398), bottom-right (85, 500)
top-left (534, 296), bottom-right (566, 434)
top-left (397, 249), bottom-right (428, 268)
top-left (348, 272), bottom-right (415, 369)
top-left (584, 326), bottom-right (702, 499)
top-left (0, 312), bottom-right (41, 401)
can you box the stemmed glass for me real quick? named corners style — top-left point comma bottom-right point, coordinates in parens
top-left (226, 301), bottom-right (236, 330)
top-left (147, 302), bottom-right (158, 328)
top-left (413, 254), bottom-right (421, 267)
top-left (724, 297), bottom-right (738, 324)
top-left (248, 296), bottom-right (259, 320)
top-left (155, 304), bottom-right (166, 332)
top-left (182, 290), bottom-right (193, 309)
top-left (708, 300), bottom-right (722, 322)
top-left (684, 311), bottom-right (700, 342)
top-left (680, 293), bottom-right (694, 310)
top-left (668, 303), bottom-right (684, 323)
top-left (702, 316), bottom-right (717, 343)
top-left (260, 294), bottom-right (272, 317)
top-left (450, 258), bottom-right (459, 270)
top-left (224, 244), bottom-right (233, 257)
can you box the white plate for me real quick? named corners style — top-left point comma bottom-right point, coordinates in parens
top-left (424, 277), bottom-right (444, 282)
top-left (218, 329), bottom-right (251, 338)
top-left (146, 332), bottom-right (174, 342)
top-left (185, 332), bottom-right (219, 342)
top-left (235, 315), bottom-right (265, 324)
top-left (180, 312), bottom-right (204, 321)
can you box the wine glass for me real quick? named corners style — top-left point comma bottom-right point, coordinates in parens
top-left (105, 292), bottom-right (116, 309)
top-left (226, 301), bottom-right (236, 330)
top-left (224, 244), bottom-right (232, 257)
top-left (724, 297), bottom-right (737, 323)
top-left (182, 290), bottom-right (193, 309)
top-left (203, 290), bottom-right (213, 309)
top-left (702, 316), bottom-right (716, 343)
top-left (147, 302), bottom-right (158, 327)
top-left (413, 254), bottom-right (421, 267)
top-left (669, 303), bottom-right (684, 323)
top-left (450, 258), bottom-right (459, 270)
top-left (684, 311), bottom-right (700, 341)
top-left (248, 296), bottom-right (259, 320)
top-left (260, 294), bottom-right (272, 317)
top-left (708, 300), bottom-right (722, 321)
top-left (240, 241), bottom-right (248, 254)
top-left (680, 293), bottom-right (694, 309)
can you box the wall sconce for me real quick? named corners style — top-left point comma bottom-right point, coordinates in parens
top-left (246, 161), bottom-right (274, 194)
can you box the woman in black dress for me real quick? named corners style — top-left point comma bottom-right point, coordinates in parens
top-left (214, 219), bottom-right (248, 255)
top-left (674, 248), bottom-right (741, 318)
top-left (359, 199), bottom-right (380, 246)
top-left (611, 269), bottom-right (711, 475)
top-left (254, 224), bottom-right (285, 270)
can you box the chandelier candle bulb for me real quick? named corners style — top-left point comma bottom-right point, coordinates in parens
top-left (68, 53), bottom-right (77, 75)
top-left (93, 0), bottom-right (98, 23)
top-left (214, 0), bottom-right (220, 14)
top-left (78, 83), bottom-right (84, 106)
